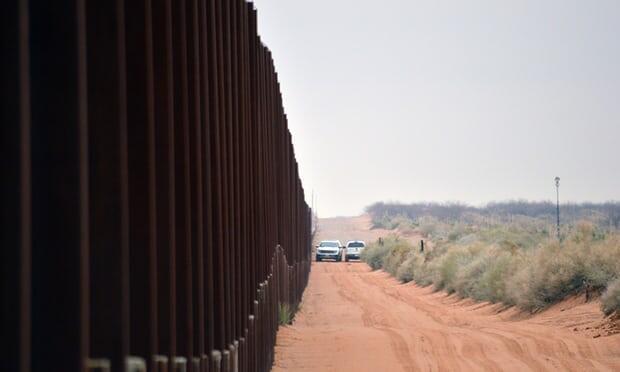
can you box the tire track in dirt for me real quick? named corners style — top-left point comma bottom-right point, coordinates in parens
top-left (351, 270), bottom-right (513, 371)
top-left (333, 271), bottom-right (417, 371)
top-left (361, 270), bottom-right (608, 371)
top-left (356, 272), bottom-right (547, 371)
top-left (274, 262), bottom-right (620, 371)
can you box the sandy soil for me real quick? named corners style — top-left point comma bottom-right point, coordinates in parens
top-left (273, 216), bottom-right (620, 372)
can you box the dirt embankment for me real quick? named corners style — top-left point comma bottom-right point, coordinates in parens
top-left (273, 215), bottom-right (620, 372)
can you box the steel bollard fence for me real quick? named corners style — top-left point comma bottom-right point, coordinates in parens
top-left (2, 1), bottom-right (312, 371)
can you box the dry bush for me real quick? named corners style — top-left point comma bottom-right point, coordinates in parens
top-left (475, 251), bottom-right (523, 304)
top-left (507, 243), bottom-right (583, 310)
top-left (396, 252), bottom-right (422, 283)
top-left (602, 278), bottom-right (620, 315)
top-left (382, 240), bottom-right (414, 276)
top-left (494, 232), bottom-right (620, 311)
top-left (360, 239), bottom-right (392, 270)
top-left (362, 219), bottom-right (620, 314)
top-left (417, 216), bottom-right (440, 238)
top-left (432, 246), bottom-right (477, 293)
top-left (395, 251), bottom-right (436, 286)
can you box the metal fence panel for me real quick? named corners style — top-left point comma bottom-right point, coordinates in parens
top-left (2, 1), bottom-right (312, 371)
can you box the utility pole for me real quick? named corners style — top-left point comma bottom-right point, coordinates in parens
top-left (555, 177), bottom-right (560, 241)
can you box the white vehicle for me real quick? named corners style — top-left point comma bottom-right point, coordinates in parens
top-left (345, 240), bottom-right (366, 261)
top-left (315, 240), bottom-right (343, 262)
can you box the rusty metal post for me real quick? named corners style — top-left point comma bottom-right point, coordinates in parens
top-left (1, 2), bottom-right (31, 371)
top-left (85, 0), bottom-right (131, 370)
top-left (125, 0), bottom-right (159, 369)
top-left (186, 0), bottom-right (205, 366)
top-left (28, 0), bottom-right (90, 370)
top-left (205, 0), bottom-right (226, 353)
top-left (172, 0), bottom-right (194, 364)
top-left (152, 0), bottom-right (178, 369)
top-left (198, 0), bottom-right (215, 358)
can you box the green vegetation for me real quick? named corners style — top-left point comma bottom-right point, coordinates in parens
top-left (602, 278), bottom-right (620, 315)
top-left (361, 222), bottom-right (620, 315)
top-left (360, 241), bottom-right (391, 270)
top-left (278, 302), bottom-right (300, 325)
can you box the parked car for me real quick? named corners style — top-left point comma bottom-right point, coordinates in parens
top-left (345, 240), bottom-right (366, 261)
top-left (315, 240), bottom-right (343, 262)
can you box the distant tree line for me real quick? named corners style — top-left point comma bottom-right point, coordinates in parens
top-left (366, 200), bottom-right (620, 229)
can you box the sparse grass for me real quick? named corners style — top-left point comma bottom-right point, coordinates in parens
top-left (279, 302), bottom-right (299, 325)
top-left (362, 222), bottom-right (620, 314)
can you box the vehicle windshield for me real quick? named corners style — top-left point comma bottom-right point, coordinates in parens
top-left (320, 241), bottom-right (339, 247)
top-left (348, 242), bottom-right (364, 247)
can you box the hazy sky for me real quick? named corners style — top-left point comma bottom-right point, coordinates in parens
top-left (252, 0), bottom-right (620, 217)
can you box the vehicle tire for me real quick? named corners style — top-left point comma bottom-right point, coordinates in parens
top-left (316, 256), bottom-right (321, 262)
top-left (336, 254), bottom-right (342, 262)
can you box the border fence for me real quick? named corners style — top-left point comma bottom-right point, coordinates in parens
top-left (1, 0), bottom-right (312, 371)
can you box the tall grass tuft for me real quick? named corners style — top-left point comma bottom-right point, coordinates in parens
top-left (278, 302), bottom-right (297, 325)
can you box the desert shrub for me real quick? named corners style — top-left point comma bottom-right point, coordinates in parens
top-left (414, 255), bottom-right (442, 286)
top-left (391, 214), bottom-right (416, 229)
top-left (371, 212), bottom-right (397, 229)
top-left (360, 240), bottom-right (391, 270)
top-left (579, 235), bottom-right (620, 288)
top-left (447, 223), bottom-right (470, 242)
top-left (433, 245), bottom-right (482, 293)
top-left (362, 217), bottom-right (620, 315)
top-left (453, 251), bottom-right (493, 300)
top-left (448, 224), bottom-right (620, 311)
top-left (571, 221), bottom-right (608, 243)
top-left (395, 256), bottom-right (414, 282)
top-left (602, 278), bottom-right (620, 315)
top-left (361, 236), bottom-right (413, 274)
top-left (476, 251), bottom-right (522, 303)
top-left (477, 225), bottom-right (547, 249)
top-left (508, 243), bottom-right (585, 311)
top-left (382, 240), bottom-right (414, 275)
top-left (456, 233), bottom-right (479, 245)
top-left (418, 216), bottom-right (439, 238)
top-left (371, 212), bottom-right (417, 230)
top-left (396, 252), bottom-right (422, 283)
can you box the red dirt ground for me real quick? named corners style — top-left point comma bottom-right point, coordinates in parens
top-left (272, 216), bottom-right (620, 371)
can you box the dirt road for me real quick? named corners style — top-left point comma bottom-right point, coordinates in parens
top-left (313, 214), bottom-right (424, 246)
top-left (273, 216), bottom-right (620, 371)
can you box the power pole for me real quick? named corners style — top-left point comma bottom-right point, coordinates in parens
top-left (555, 177), bottom-right (560, 241)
